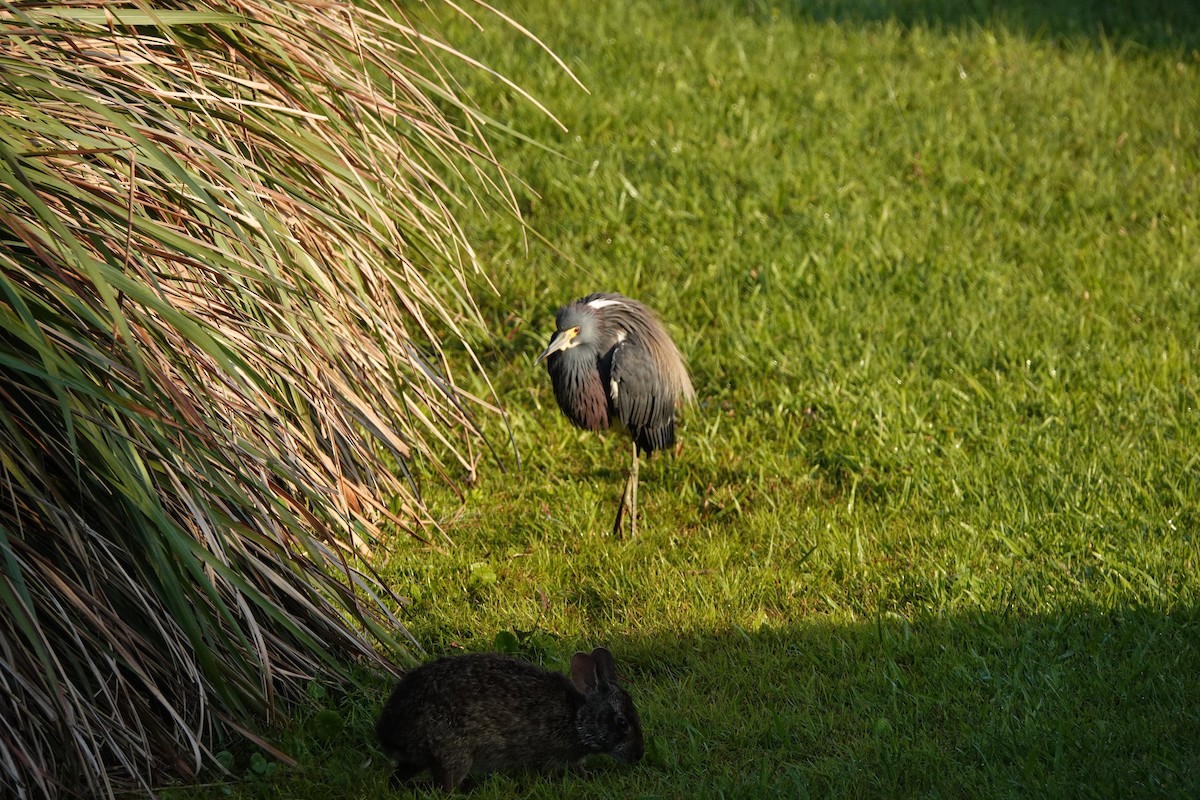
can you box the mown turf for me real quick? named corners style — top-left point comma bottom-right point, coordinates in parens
top-left (175, 1), bottom-right (1200, 797)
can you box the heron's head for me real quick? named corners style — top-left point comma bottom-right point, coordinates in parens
top-left (535, 305), bottom-right (598, 364)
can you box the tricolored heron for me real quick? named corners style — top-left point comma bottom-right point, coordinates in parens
top-left (536, 292), bottom-right (694, 536)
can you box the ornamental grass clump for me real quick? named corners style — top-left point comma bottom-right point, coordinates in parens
top-left (0, 1), bottom-right (555, 796)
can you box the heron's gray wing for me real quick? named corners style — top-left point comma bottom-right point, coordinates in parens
top-left (608, 339), bottom-right (676, 454)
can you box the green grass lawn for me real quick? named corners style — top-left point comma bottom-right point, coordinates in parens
top-left (187, 1), bottom-right (1200, 797)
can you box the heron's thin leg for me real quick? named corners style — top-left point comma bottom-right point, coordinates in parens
top-left (629, 442), bottom-right (639, 538)
top-left (612, 443), bottom-right (641, 537)
top-left (612, 466), bottom-right (630, 537)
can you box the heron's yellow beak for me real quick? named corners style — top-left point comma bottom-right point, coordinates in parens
top-left (535, 327), bottom-right (577, 364)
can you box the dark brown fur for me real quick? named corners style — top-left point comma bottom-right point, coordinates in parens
top-left (375, 648), bottom-right (643, 792)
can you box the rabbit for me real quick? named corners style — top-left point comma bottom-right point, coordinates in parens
top-left (375, 646), bottom-right (644, 791)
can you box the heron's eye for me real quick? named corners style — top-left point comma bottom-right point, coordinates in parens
top-left (571, 326), bottom-right (581, 336)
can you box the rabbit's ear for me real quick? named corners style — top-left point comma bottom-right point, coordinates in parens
top-left (590, 647), bottom-right (617, 684)
top-left (570, 651), bottom-right (599, 693)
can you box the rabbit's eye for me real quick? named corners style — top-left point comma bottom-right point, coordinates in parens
top-left (613, 713), bottom-right (629, 731)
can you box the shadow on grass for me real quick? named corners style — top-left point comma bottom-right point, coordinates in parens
top-left (617, 606), bottom-right (1200, 797)
top-left (716, 0), bottom-right (1200, 51)
top-left (247, 606), bottom-right (1200, 799)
